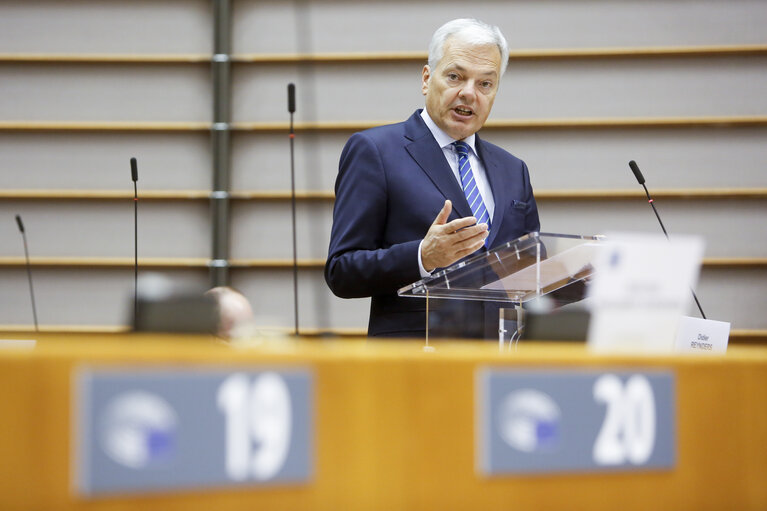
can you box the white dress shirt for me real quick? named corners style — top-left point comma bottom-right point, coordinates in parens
top-left (417, 109), bottom-right (496, 277)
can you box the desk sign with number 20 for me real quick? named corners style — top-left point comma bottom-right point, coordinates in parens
top-left (477, 368), bottom-right (675, 475)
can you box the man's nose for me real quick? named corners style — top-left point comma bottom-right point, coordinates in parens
top-left (459, 81), bottom-right (477, 101)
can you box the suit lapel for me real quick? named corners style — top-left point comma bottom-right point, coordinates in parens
top-left (403, 112), bottom-right (473, 219)
top-left (476, 136), bottom-right (507, 248)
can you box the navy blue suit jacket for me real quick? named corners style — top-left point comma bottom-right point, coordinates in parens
top-left (325, 110), bottom-right (540, 338)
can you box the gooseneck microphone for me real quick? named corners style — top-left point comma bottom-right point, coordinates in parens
top-left (288, 82), bottom-right (296, 115)
top-left (287, 83), bottom-right (299, 336)
top-left (131, 157), bottom-right (139, 321)
top-left (628, 160), bottom-right (707, 319)
top-left (629, 160), bottom-right (668, 237)
top-left (14, 214), bottom-right (39, 332)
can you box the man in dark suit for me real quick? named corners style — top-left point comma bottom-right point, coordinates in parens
top-left (325, 18), bottom-right (540, 338)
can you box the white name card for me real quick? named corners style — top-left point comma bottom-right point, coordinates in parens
top-left (674, 316), bottom-right (730, 354)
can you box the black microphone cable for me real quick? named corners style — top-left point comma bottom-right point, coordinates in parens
top-left (15, 214), bottom-right (39, 332)
top-left (131, 157), bottom-right (139, 322)
top-left (628, 160), bottom-right (707, 319)
top-left (288, 83), bottom-right (299, 336)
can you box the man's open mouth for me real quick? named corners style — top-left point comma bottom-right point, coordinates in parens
top-left (454, 106), bottom-right (473, 116)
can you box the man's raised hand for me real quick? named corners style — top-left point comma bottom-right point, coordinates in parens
top-left (421, 200), bottom-right (488, 272)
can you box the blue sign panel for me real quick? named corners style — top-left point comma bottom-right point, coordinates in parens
top-left (74, 367), bottom-right (313, 496)
top-left (477, 368), bottom-right (675, 475)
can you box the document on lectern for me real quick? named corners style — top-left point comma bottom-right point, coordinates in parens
top-left (586, 232), bottom-right (704, 353)
top-left (481, 241), bottom-right (602, 293)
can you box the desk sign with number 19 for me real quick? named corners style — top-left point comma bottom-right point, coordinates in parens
top-left (74, 367), bottom-right (313, 497)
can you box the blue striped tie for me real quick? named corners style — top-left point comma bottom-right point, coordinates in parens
top-left (453, 141), bottom-right (491, 228)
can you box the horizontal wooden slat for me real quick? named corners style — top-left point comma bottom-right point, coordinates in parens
top-left (0, 325), bottom-right (131, 334)
top-left (0, 190), bottom-right (213, 200)
top-left (231, 45), bottom-right (767, 63)
top-left (730, 329), bottom-right (767, 344)
top-left (2, 189), bottom-right (766, 201)
top-left (0, 257), bottom-right (211, 268)
top-left (700, 258), bottom-right (767, 269)
top-left (227, 258), bottom-right (326, 269)
top-left (0, 190), bottom-right (336, 201)
top-left (229, 190), bottom-right (337, 201)
top-left (2, 45), bottom-right (765, 65)
top-left (0, 325), bottom-right (363, 336)
top-left (2, 116), bottom-right (767, 133)
top-left (1, 257), bottom-right (763, 270)
top-left (0, 257), bottom-right (325, 269)
top-left (0, 121), bottom-right (211, 132)
top-left (0, 53), bottom-right (211, 64)
top-left (481, 116), bottom-right (767, 129)
top-left (232, 51), bottom-right (426, 64)
top-left (233, 116), bottom-right (767, 132)
top-left (508, 44), bottom-right (767, 60)
top-left (534, 189), bottom-right (767, 200)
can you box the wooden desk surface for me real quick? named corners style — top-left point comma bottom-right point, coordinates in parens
top-left (1, 334), bottom-right (766, 511)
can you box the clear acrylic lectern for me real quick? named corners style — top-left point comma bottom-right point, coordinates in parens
top-left (398, 232), bottom-right (606, 350)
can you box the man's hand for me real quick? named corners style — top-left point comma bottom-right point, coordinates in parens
top-left (421, 200), bottom-right (489, 272)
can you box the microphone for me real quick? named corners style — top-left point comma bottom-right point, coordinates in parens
top-left (131, 157), bottom-right (138, 183)
top-left (627, 160), bottom-right (706, 319)
top-left (287, 83), bottom-right (299, 335)
top-left (14, 214), bottom-right (39, 332)
top-left (629, 160), bottom-right (667, 237)
top-left (130, 157), bottom-right (139, 322)
top-left (287, 83), bottom-right (296, 114)
top-left (628, 159), bottom-right (645, 185)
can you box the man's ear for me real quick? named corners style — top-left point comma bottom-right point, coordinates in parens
top-left (421, 65), bottom-right (431, 96)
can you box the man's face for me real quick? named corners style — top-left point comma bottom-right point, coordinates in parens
top-left (422, 37), bottom-right (502, 141)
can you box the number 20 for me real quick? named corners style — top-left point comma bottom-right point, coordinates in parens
top-left (592, 374), bottom-right (656, 466)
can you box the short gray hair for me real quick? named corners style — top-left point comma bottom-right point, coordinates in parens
top-left (428, 18), bottom-right (509, 77)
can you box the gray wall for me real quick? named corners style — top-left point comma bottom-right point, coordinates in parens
top-left (1, 0), bottom-right (766, 331)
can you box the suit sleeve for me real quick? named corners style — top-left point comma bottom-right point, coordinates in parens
top-left (324, 132), bottom-right (422, 299)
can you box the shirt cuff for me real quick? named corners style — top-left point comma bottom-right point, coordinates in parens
top-left (417, 239), bottom-right (433, 278)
